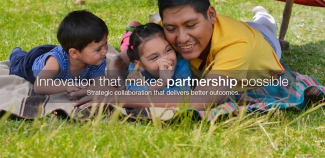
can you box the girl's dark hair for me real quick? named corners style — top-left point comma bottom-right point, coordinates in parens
top-left (57, 10), bottom-right (109, 53)
top-left (127, 23), bottom-right (165, 62)
top-left (158, 0), bottom-right (211, 20)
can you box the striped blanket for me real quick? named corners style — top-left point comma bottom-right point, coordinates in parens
top-left (194, 63), bottom-right (325, 121)
top-left (0, 57), bottom-right (324, 121)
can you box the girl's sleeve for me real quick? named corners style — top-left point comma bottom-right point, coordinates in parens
top-left (126, 62), bottom-right (148, 91)
top-left (162, 55), bottom-right (192, 92)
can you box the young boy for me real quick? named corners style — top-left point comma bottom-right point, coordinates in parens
top-left (9, 10), bottom-right (109, 98)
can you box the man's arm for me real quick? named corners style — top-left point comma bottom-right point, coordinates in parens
top-left (74, 74), bottom-right (232, 110)
top-left (122, 74), bottom-right (231, 110)
top-left (106, 50), bottom-right (130, 80)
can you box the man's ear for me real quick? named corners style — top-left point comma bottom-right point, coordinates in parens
top-left (207, 6), bottom-right (217, 24)
top-left (68, 48), bottom-right (79, 59)
top-left (134, 60), bottom-right (145, 71)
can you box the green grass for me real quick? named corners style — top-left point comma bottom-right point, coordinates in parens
top-left (1, 0), bottom-right (325, 157)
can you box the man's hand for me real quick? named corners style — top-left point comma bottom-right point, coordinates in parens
top-left (66, 85), bottom-right (87, 93)
top-left (71, 85), bottom-right (118, 109)
top-left (73, 92), bottom-right (111, 109)
top-left (66, 86), bottom-right (87, 100)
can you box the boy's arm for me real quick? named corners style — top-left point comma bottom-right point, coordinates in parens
top-left (33, 56), bottom-right (68, 95)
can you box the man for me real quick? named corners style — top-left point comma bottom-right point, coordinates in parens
top-left (73, 0), bottom-right (284, 110)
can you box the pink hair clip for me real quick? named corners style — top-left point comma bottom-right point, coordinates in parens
top-left (130, 45), bottom-right (134, 50)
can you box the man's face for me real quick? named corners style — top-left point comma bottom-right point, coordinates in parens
top-left (162, 5), bottom-right (216, 60)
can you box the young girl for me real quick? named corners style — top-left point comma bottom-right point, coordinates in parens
top-left (125, 23), bottom-right (191, 92)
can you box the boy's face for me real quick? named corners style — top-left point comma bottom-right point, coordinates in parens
top-left (136, 36), bottom-right (177, 78)
top-left (77, 36), bottom-right (108, 66)
top-left (162, 5), bottom-right (216, 60)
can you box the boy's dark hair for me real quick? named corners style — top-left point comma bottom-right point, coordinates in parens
top-left (57, 10), bottom-right (108, 53)
top-left (127, 23), bottom-right (165, 62)
top-left (158, 0), bottom-right (211, 20)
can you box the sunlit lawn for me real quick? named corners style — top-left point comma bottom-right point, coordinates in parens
top-left (1, 0), bottom-right (325, 157)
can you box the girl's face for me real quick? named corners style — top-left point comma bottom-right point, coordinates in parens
top-left (135, 36), bottom-right (177, 78)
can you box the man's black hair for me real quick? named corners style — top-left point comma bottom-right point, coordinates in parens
top-left (158, 0), bottom-right (211, 20)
